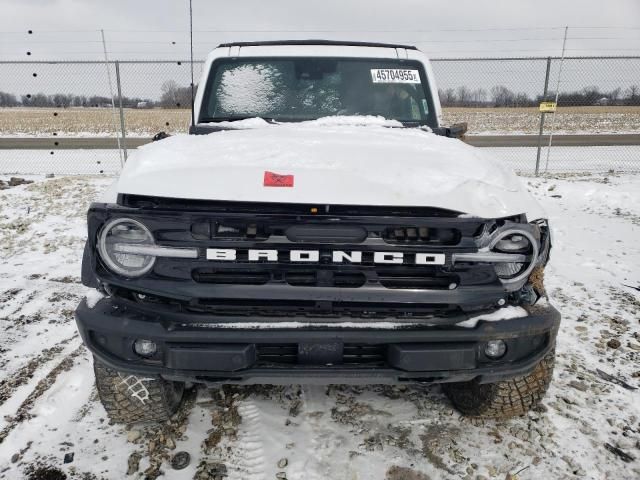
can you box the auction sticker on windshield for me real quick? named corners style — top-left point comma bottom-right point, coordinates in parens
top-left (370, 69), bottom-right (420, 83)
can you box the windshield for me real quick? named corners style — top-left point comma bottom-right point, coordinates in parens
top-left (199, 57), bottom-right (436, 126)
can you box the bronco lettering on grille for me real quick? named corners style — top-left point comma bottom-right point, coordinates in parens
top-left (206, 249), bottom-right (445, 265)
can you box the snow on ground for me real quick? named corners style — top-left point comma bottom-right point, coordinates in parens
top-left (0, 174), bottom-right (639, 480)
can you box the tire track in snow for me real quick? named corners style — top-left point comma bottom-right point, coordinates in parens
top-left (0, 288), bottom-right (36, 319)
top-left (71, 387), bottom-right (99, 423)
top-left (227, 401), bottom-right (267, 480)
top-left (0, 335), bottom-right (76, 407)
top-left (297, 385), bottom-right (353, 480)
top-left (0, 344), bottom-right (84, 445)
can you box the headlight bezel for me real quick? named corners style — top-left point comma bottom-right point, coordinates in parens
top-left (97, 217), bottom-right (157, 278)
top-left (488, 227), bottom-right (540, 284)
top-left (452, 220), bottom-right (544, 288)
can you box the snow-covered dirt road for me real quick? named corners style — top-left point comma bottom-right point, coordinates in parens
top-left (0, 174), bottom-right (638, 480)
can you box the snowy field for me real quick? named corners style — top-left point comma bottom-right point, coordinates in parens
top-left (1, 146), bottom-right (639, 176)
top-left (0, 174), bottom-right (639, 480)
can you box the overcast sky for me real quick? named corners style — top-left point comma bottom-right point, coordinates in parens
top-left (1, 0), bottom-right (639, 60)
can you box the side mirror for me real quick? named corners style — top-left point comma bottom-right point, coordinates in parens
top-left (447, 122), bottom-right (468, 139)
top-left (431, 122), bottom-right (468, 139)
top-left (152, 131), bottom-right (171, 142)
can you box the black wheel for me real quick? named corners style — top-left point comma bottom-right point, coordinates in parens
top-left (443, 349), bottom-right (555, 419)
top-left (93, 358), bottom-right (184, 424)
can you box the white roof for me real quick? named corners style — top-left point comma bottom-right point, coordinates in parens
top-left (207, 42), bottom-right (419, 60)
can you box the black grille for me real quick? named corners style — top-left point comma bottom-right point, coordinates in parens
top-left (285, 271), bottom-right (367, 288)
top-left (193, 268), bottom-right (368, 288)
top-left (256, 344), bottom-right (298, 364)
top-left (256, 343), bottom-right (386, 366)
top-left (192, 267), bottom-right (457, 290)
top-left (189, 220), bottom-right (464, 245)
top-left (343, 344), bottom-right (386, 364)
top-left (185, 299), bottom-right (460, 319)
top-left (192, 269), bottom-right (270, 285)
top-left (383, 226), bottom-right (461, 245)
top-left (95, 200), bottom-right (509, 319)
top-left (118, 195), bottom-right (462, 217)
top-left (376, 267), bottom-right (457, 290)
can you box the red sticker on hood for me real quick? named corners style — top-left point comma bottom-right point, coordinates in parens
top-left (264, 171), bottom-right (294, 187)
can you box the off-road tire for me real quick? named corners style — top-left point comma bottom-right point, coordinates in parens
top-left (94, 359), bottom-right (184, 424)
top-left (443, 349), bottom-right (555, 419)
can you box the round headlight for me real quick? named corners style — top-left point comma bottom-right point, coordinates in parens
top-left (98, 218), bottom-right (156, 277)
top-left (490, 228), bottom-right (538, 283)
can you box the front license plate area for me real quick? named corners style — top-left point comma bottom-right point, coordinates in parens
top-left (298, 342), bottom-right (344, 365)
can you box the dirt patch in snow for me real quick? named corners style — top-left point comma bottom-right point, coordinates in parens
top-left (0, 338), bottom-right (74, 406)
top-left (0, 345), bottom-right (85, 445)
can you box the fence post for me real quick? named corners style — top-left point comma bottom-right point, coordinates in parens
top-left (115, 60), bottom-right (128, 162)
top-left (535, 57), bottom-right (552, 176)
top-left (544, 26), bottom-right (569, 173)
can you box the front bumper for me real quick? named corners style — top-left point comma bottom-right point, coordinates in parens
top-left (75, 297), bottom-right (560, 385)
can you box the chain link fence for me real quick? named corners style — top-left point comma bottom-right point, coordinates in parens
top-left (1, 57), bottom-right (639, 175)
top-left (433, 56), bottom-right (640, 174)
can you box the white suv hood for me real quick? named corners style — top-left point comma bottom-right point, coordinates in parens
top-left (115, 119), bottom-right (545, 219)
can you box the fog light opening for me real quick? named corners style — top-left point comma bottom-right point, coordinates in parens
top-left (484, 340), bottom-right (507, 359)
top-left (134, 339), bottom-right (158, 358)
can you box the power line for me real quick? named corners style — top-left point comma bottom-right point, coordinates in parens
top-left (3, 25), bottom-right (640, 35)
top-left (0, 26), bottom-right (580, 35)
top-left (5, 35), bottom-right (640, 45)
top-left (5, 46), bottom-right (640, 54)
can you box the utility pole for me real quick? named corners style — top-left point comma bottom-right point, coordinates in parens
top-left (544, 26), bottom-right (569, 173)
top-left (535, 57), bottom-right (552, 176)
top-left (100, 29), bottom-right (124, 168)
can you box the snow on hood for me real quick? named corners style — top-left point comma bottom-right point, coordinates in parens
top-left (115, 117), bottom-right (545, 219)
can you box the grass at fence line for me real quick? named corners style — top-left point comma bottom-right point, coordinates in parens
top-left (0, 108), bottom-right (191, 137)
top-left (442, 106), bottom-right (640, 135)
top-left (1, 106), bottom-right (639, 136)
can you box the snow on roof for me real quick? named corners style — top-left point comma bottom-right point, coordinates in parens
top-left (217, 40), bottom-right (419, 50)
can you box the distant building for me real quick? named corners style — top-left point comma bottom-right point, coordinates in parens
top-left (594, 97), bottom-right (609, 106)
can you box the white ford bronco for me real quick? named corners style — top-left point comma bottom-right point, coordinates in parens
top-left (76, 40), bottom-right (559, 423)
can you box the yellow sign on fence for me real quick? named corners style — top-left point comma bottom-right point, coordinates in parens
top-left (539, 102), bottom-right (557, 113)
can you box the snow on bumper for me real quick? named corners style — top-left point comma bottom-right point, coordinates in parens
top-left (76, 296), bottom-right (560, 385)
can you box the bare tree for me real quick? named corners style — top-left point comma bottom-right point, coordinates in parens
top-left (609, 87), bottom-right (622, 104)
top-left (160, 80), bottom-right (193, 108)
top-left (626, 85), bottom-right (640, 105)
top-left (0, 91), bottom-right (19, 107)
top-left (514, 92), bottom-right (530, 107)
top-left (21, 93), bottom-right (52, 107)
top-left (438, 88), bottom-right (457, 107)
top-left (456, 86), bottom-right (471, 106)
top-left (52, 93), bottom-right (73, 108)
top-left (160, 80), bottom-right (180, 106)
top-left (490, 85), bottom-right (515, 107)
top-left (471, 88), bottom-right (487, 106)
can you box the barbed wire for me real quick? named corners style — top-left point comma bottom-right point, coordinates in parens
top-left (6, 36), bottom-right (640, 45)
top-left (2, 26), bottom-right (638, 60)
top-left (1, 25), bottom-right (640, 34)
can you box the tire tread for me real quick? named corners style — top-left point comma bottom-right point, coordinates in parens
top-left (93, 360), bottom-right (184, 424)
top-left (443, 351), bottom-right (555, 419)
